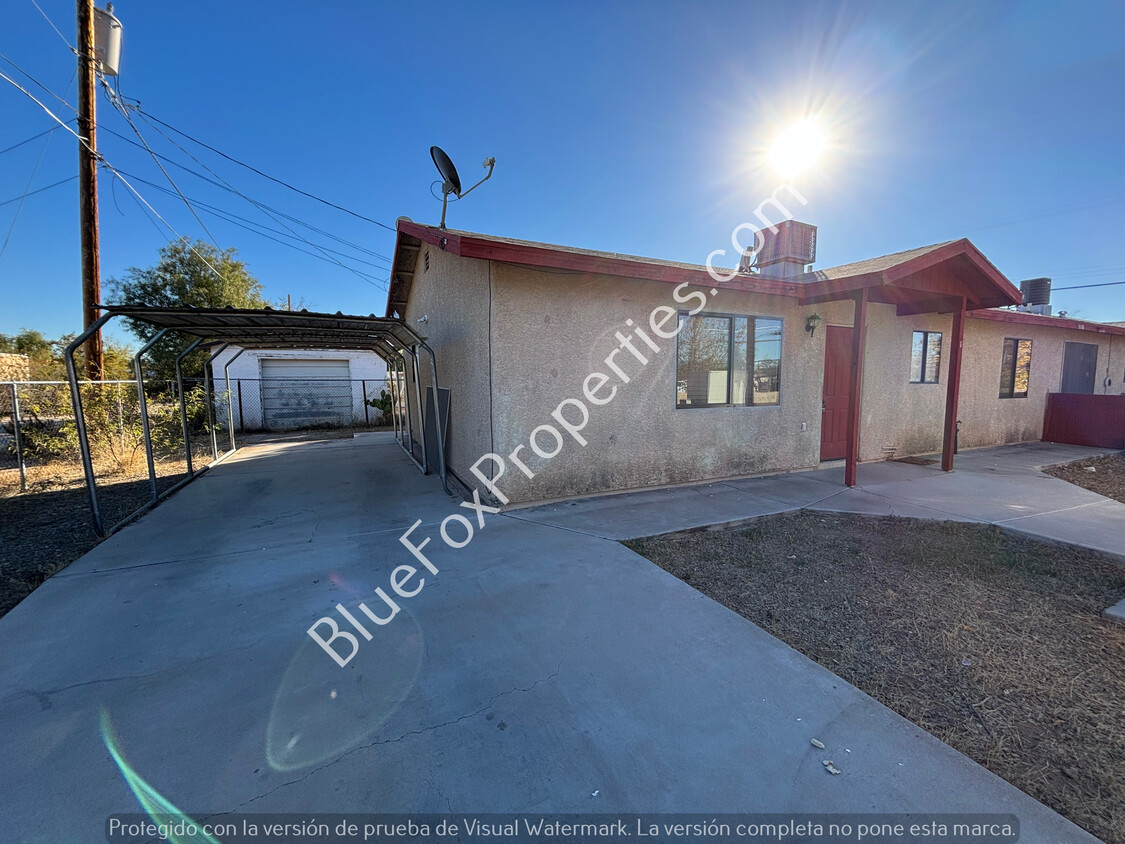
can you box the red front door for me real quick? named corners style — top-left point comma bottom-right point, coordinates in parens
top-left (821, 325), bottom-right (853, 461)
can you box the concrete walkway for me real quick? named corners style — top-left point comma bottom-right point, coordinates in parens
top-left (0, 436), bottom-right (1117, 842)
top-left (515, 442), bottom-right (1125, 559)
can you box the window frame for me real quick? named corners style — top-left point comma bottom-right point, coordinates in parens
top-left (909, 330), bottom-right (943, 384)
top-left (674, 310), bottom-right (783, 409)
top-left (998, 337), bottom-right (1033, 399)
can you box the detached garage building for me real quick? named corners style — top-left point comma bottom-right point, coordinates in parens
top-left (210, 347), bottom-right (388, 431)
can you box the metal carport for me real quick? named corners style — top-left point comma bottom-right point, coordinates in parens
top-left (65, 305), bottom-right (449, 537)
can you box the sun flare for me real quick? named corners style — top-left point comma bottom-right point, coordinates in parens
top-left (768, 118), bottom-right (828, 178)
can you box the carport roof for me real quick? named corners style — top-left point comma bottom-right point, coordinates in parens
top-left (99, 304), bottom-right (425, 352)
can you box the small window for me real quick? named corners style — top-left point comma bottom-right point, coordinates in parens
top-left (999, 338), bottom-right (1032, 398)
top-left (910, 330), bottom-right (942, 384)
top-left (676, 313), bottom-right (782, 407)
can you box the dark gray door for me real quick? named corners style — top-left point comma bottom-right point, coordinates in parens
top-left (1061, 342), bottom-right (1097, 394)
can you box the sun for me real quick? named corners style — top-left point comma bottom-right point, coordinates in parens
top-left (767, 117), bottom-right (828, 179)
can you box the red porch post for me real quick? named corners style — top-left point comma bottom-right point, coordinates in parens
top-left (941, 296), bottom-right (967, 471)
top-left (845, 288), bottom-right (868, 487)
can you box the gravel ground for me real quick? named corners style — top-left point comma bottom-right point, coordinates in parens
top-left (1044, 452), bottom-right (1125, 504)
top-left (2, 482), bottom-right (108, 618)
top-left (626, 512), bottom-right (1125, 844)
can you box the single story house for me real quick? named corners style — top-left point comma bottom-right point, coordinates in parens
top-left (210, 346), bottom-right (388, 431)
top-left (385, 218), bottom-right (1125, 506)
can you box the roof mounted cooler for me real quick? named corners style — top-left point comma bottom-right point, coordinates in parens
top-left (746, 220), bottom-right (817, 278)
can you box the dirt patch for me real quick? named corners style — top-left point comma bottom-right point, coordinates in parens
top-left (626, 512), bottom-right (1125, 843)
top-left (1044, 452), bottom-right (1125, 505)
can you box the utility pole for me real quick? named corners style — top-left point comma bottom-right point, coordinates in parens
top-left (77, 0), bottom-right (104, 380)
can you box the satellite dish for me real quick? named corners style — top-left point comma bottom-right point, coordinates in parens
top-left (430, 146), bottom-right (462, 196)
top-left (429, 145), bottom-right (496, 229)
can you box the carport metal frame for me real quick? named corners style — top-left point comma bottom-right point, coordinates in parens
top-left (65, 306), bottom-right (448, 537)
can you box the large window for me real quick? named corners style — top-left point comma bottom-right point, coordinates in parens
top-left (999, 338), bottom-right (1032, 398)
top-left (910, 330), bottom-right (942, 384)
top-left (676, 314), bottom-right (782, 407)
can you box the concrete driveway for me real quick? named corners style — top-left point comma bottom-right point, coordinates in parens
top-left (0, 435), bottom-right (1113, 842)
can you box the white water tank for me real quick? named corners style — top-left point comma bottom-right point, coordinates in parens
top-left (94, 4), bottom-right (123, 76)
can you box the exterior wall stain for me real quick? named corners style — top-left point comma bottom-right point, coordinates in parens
top-left (402, 248), bottom-right (1125, 505)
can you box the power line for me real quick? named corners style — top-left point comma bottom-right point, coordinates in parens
top-left (0, 121), bottom-right (71, 156)
top-left (121, 104), bottom-right (389, 287)
top-left (29, 0), bottom-right (75, 51)
top-left (0, 50), bottom-right (77, 114)
top-left (96, 120), bottom-right (392, 262)
top-left (0, 69), bottom-right (74, 266)
top-left (1054, 280), bottom-right (1125, 292)
top-left (0, 68), bottom-right (225, 279)
top-left (138, 109), bottom-right (395, 263)
top-left (117, 169), bottom-right (389, 287)
top-left (0, 175), bottom-right (76, 208)
top-left (135, 107), bottom-right (397, 232)
top-left (100, 79), bottom-right (223, 252)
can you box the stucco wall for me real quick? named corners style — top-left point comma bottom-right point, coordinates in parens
top-left (857, 305), bottom-right (953, 461)
top-left (399, 244), bottom-right (493, 483)
top-left (486, 264), bottom-right (826, 503)
top-left (852, 310), bottom-right (1123, 459)
top-left (957, 317), bottom-right (1122, 450)
top-left (404, 246), bottom-right (1125, 505)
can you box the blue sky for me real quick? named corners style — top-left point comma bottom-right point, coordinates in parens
top-left (2, 0), bottom-right (1125, 346)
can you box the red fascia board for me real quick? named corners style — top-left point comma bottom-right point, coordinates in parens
top-left (796, 272), bottom-right (885, 304)
top-left (396, 220), bottom-right (802, 298)
top-left (883, 239), bottom-right (1021, 306)
top-left (968, 308), bottom-right (1125, 336)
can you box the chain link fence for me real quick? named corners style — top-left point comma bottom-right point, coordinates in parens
top-left (0, 380), bottom-right (215, 527)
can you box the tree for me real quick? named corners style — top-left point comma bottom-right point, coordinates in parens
top-left (108, 239), bottom-right (268, 380)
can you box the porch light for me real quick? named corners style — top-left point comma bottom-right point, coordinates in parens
top-left (805, 313), bottom-right (823, 336)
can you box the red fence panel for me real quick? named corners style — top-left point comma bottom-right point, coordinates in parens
top-left (1043, 393), bottom-right (1125, 449)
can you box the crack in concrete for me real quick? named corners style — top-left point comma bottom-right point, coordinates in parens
top-left (217, 666), bottom-right (562, 815)
top-left (1, 637), bottom-right (272, 709)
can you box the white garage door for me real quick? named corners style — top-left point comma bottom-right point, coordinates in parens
top-left (260, 358), bottom-right (352, 430)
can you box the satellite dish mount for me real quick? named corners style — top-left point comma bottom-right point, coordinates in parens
top-left (430, 146), bottom-right (496, 228)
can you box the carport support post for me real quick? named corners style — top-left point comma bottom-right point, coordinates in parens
top-left (845, 288), bottom-right (868, 487)
top-left (9, 383), bottom-right (26, 493)
top-left (941, 296), bottom-right (967, 472)
top-left (410, 347), bottom-right (428, 473)
top-left (64, 312), bottom-right (115, 537)
top-left (399, 354), bottom-right (414, 449)
top-left (223, 348), bottom-right (245, 453)
top-left (397, 355), bottom-right (412, 447)
top-left (175, 338), bottom-right (204, 478)
top-left (386, 363), bottom-right (399, 440)
top-left (202, 344), bottom-right (230, 463)
top-left (134, 329), bottom-right (168, 501)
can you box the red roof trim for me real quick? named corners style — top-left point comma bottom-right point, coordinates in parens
top-left (968, 308), bottom-right (1125, 336)
top-left (391, 221), bottom-right (1026, 315)
top-left (396, 220), bottom-right (801, 297)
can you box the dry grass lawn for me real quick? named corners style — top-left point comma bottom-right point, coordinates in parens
top-left (1044, 452), bottom-right (1125, 505)
top-left (626, 512), bottom-right (1125, 844)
